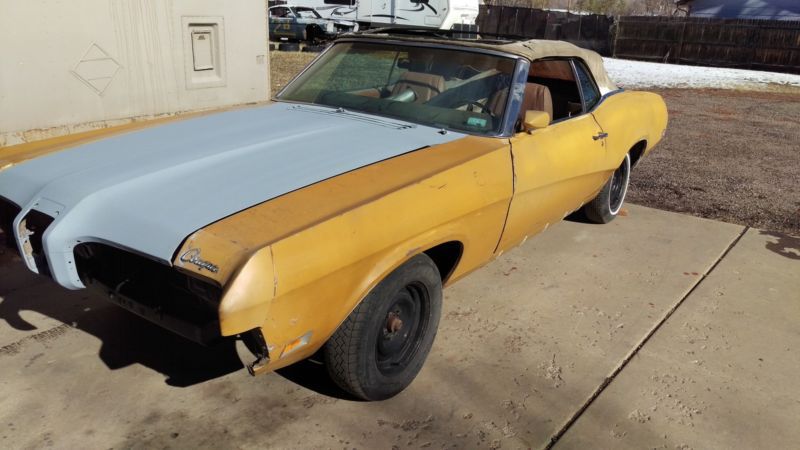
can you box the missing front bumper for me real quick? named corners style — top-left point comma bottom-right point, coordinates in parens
top-left (75, 242), bottom-right (224, 345)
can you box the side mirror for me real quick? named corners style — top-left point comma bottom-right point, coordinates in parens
top-left (523, 110), bottom-right (551, 133)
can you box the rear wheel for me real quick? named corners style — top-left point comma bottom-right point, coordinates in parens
top-left (583, 152), bottom-right (631, 224)
top-left (324, 254), bottom-right (442, 400)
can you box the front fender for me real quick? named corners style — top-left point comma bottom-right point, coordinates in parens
top-left (257, 228), bottom-right (477, 374)
top-left (218, 245), bottom-right (275, 336)
top-left (177, 135), bottom-right (513, 373)
top-left (254, 149), bottom-right (511, 372)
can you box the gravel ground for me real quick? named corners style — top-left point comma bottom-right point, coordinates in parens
top-left (269, 52), bottom-right (800, 235)
top-left (629, 88), bottom-right (800, 236)
top-left (270, 52), bottom-right (316, 93)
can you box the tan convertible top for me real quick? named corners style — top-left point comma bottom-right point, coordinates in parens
top-left (346, 33), bottom-right (618, 94)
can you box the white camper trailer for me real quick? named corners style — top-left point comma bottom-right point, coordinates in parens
top-left (279, 0), bottom-right (478, 30)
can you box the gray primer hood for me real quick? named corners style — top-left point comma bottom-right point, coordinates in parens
top-left (0, 102), bottom-right (464, 289)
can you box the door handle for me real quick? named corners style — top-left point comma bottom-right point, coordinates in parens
top-left (592, 132), bottom-right (609, 141)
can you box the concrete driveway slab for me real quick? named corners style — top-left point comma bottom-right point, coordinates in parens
top-left (0, 205), bottom-right (745, 449)
top-left (555, 228), bottom-right (800, 449)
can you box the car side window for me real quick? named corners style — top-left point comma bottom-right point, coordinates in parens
top-left (526, 59), bottom-right (582, 124)
top-left (295, 8), bottom-right (319, 19)
top-left (573, 61), bottom-right (600, 112)
top-left (270, 7), bottom-right (291, 18)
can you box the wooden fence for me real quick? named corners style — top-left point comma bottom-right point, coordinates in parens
top-left (613, 16), bottom-right (800, 73)
top-left (476, 7), bottom-right (800, 74)
top-left (477, 6), bottom-right (614, 55)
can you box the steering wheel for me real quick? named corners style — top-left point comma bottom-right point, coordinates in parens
top-left (465, 101), bottom-right (495, 117)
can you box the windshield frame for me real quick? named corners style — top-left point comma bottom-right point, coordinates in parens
top-left (274, 38), bottom-right (530, 138)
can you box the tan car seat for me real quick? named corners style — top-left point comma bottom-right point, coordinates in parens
top-left (519, 82), bottom-right (553, 125)
top-left (392, 72), bottom-right (445, 103)
top-left (487, 83), bottom-right (553, 130)
top-left (486, 87), bottom-right (509, 117)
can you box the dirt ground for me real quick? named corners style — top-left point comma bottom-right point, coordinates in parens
top-left (270, 52), bottom-right (800, 235)
top-left (270, 52), bottom-right (316, 93)
top-left (630, 89), bottom-right (800, 236)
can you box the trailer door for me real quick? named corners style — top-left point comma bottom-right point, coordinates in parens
top-left (424, 0), bottom-right (444, 27)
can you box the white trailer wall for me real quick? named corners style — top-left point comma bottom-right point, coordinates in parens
top-left (0, 0), bottom-right (269, 146)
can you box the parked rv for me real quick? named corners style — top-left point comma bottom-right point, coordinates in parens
top-left (276, 0), bottom-right (479, 30)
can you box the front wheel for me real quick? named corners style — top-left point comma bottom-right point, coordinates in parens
top-left (583, 152), bottom-right (631, 224)
top-left (324, 254), bottom-right (443, 400)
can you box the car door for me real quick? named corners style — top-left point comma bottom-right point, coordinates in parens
top-left (496, 59), bottom-right (609, 253)
top-left (288, 8), bottom-right (307, 39)
top-left (270, 7), bottom-right (297, 40)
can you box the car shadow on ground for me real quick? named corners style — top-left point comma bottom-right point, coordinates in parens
top-left (565, 209), bottom-right (594, 224)
top-left (0, 254), bottom-right (358, 396)
top-left (0, 257), bottom-right (242, 387)
top-left (276, 352), bottom-right (362, 401)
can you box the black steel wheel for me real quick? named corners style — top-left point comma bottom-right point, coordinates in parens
top-left (583, 152), bottom-right (631, 224)
top-left (375, 280), bottom-right (431, 376)
top-left (302, 45), bottom-right (326, 53)
top-left (324, 254), bottom-right (442, 401)
top-left (278, 42), bottom-right (300, 52)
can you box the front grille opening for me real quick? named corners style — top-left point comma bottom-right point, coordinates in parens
top-left (0, 196), bottom-right (21, 250)
top-left (74, 243), bottom-right (223, 344)
top-left (21, 210), bottom-right (55, 275)
top-left (22, 210), bottom-right (54, 255)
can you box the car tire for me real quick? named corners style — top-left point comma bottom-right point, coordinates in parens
top-left (302, 45), bottom-right (325, 53)
top-left (324, 254), bottom-right (443, 401)
top-left (583, 152), bottom-right (631, 224)
top-left (305, 25), bottom-right (322, 45)
top-left (278, 42), bottom-right (300, 52)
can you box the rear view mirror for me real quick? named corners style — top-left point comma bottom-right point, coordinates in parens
top-left (523, 110), bottom-right (551, 132)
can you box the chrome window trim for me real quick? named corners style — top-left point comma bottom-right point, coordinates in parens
top-left (274, 38), bottom-right (527, 138)
top-left (571, 58), bottom-right (602, 113)
top-left (569, 59), bottom-right (587, 113)
top-left (500, 58), bottom-right (530, 137)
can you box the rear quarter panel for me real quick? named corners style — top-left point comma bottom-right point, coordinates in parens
top-left (591, 90), bottom-right (668, 167)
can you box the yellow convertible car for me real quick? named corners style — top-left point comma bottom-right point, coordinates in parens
top-left (0, 30), bottom-right (667, 400)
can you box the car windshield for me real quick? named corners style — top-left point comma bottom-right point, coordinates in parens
top-left (277, 41), bottom-right (518, 135)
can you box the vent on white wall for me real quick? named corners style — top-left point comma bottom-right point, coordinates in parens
top-left (191, 29), bottom-right (215, 71)
top-left (182, 17), bottom-right (226, 89)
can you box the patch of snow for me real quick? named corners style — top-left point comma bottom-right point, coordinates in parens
top-left (603, 58), bottom-right (800, 91)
